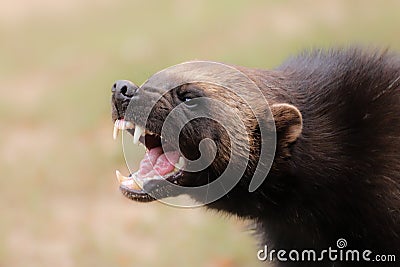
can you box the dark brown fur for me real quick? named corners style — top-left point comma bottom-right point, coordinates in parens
top-left (112, 47), bottom-right (400, 266)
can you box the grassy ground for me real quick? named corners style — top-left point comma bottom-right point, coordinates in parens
top-left (1, 1), bottom-right (400, 266)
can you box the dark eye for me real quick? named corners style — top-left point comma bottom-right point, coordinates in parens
top-left (177, 84), bottom-right (202, 108)
top-left (182, 96), bottom-right (199, 108)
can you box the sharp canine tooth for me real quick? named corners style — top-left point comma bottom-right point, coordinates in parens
top-left (113, 120), bottom-right (119, 140)
top-left (115, 170), bottom-right (130, 183)
top-left (116, 170), bottom-right (143, 190)
top-left (133, 126), bottom-right (144, 144)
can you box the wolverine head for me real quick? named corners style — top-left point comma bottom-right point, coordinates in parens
top-left (111, 61), bottom-right (302, 207)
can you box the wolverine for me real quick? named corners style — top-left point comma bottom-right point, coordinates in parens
top-left (111, 47), bottom-right (400, 266)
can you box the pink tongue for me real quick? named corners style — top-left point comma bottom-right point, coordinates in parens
top-left (138, 147), bottom-right (180, 178)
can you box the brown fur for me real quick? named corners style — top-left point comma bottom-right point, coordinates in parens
top-left (112, 47), bottom-right (400, 266)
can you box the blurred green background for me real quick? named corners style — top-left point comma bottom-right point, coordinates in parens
top-left (1, 0), bottom-right (399, 266)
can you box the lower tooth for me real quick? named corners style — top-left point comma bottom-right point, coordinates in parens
top-left (133, 176), bottom-right (143, 187)
top-left (174, 157), bottom-right (185, 169)
top-left (116, 170), bottom-right (129, 183)
top-left (130, 179), bottom-right (142, 190)
top-left (116, 170), bottom-right (144, 191)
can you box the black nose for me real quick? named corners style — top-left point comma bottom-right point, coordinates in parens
top-left (112, 80), bottom-right (138, 98)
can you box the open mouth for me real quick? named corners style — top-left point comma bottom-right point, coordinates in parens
top-left (113, 119), bottom-right (186, 202)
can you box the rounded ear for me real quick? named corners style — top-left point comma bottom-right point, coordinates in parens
top-left (271, 103), bottom-right (303, 145)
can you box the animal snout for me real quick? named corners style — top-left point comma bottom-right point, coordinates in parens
top-left (112, 80), bottom-right (138, 99)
